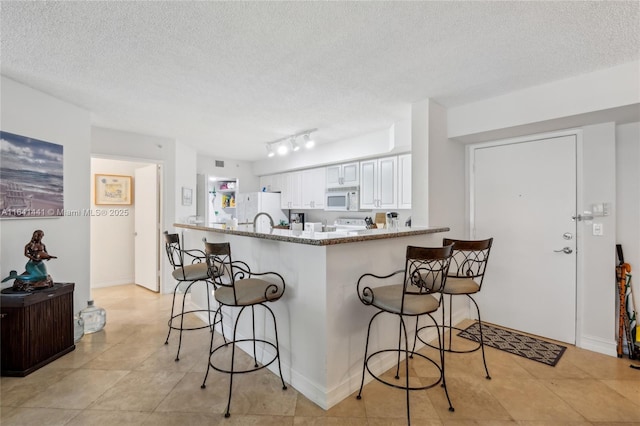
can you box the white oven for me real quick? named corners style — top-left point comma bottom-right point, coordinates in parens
top-left (325, 188), bottom-right (359, 211)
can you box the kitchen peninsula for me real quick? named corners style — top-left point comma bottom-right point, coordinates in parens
top-left (174, 222), bottom-right (449, 409)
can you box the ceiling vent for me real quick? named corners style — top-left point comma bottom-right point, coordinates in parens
top-left (215, 160), bottom-right (225, 168)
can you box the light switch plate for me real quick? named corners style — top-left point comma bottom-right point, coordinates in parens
top-left (593, 223), bottom-right (603, 236)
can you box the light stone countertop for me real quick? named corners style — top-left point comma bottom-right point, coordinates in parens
top-left (173, 222), bottom-right (450, 246)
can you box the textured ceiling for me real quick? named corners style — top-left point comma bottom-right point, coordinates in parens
top-left (1, 1), bottom-right (638, 161)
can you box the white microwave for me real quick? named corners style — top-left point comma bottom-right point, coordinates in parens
top-left (325, 188), bottom-right (359, 211)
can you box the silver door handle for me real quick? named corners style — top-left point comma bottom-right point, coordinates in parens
top-left (554, 247), bottom-right (573, 254)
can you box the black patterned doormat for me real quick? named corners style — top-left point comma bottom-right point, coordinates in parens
top-left (457, 322), bottom-right (567, 366)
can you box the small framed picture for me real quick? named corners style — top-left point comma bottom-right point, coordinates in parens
top-left (95, 174), bottom-right (133, 205)
top-left (182, 187), bottom-right (193, 206)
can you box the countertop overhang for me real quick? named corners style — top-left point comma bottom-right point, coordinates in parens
top-left (173, 223), bottom-right (450, 246)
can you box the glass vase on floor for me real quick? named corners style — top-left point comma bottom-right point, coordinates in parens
top-left (80, 300), bottom-right (106, 334)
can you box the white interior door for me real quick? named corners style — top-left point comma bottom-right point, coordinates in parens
top-left (473, 134), bottom-right (577, 343)
top-left (134, 164), bottom-right (159, 292)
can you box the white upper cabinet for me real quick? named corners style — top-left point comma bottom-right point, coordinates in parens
top-left (301, 167), bottom-right (326, 209)
top-left (378, 156), bottom-right (398, 209)
top-left (326, 162), bottom-right (359, 188)
top-left (262, 168), bottom-right (324, 210)
top-left (280, 171), bottom-right (302, 209)
top-left (342, 162), bottom-right (359, 186)
top-left (360, 156), bottom-right (398, 210)
top-left (261, 154), bottom-right (409, 212)
top-left (326, 165), bottom-right (340, 187)
top-left (397, 154), bottom-right (412, 209)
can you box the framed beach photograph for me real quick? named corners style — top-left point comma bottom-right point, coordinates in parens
top-left (95, 174), bottom-right (132, 205)
top-left (0, 131), bottom-right (64, 218)
top-left (181, 187), bottom-right (193, 206)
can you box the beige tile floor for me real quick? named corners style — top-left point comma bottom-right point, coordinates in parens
top-left (2, 284), bottom-right (640, 425)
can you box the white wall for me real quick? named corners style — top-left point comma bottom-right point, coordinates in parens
top-left (90, 158), bottom-right (149, 288)
top-left (616, 121), bottom-right (640, 319)
top-left (410, 99), bottom-right (466, 235)
top-left (579, 123), bottom-right (618, 353)
top-left (175, 141), bottom-right (197, 223)
top-left (1, 76), bottom-right (91, 313)
top-left (411, 100), bottom-right (429, 228)
top-left (252, 120), bottom-right (411, 177)
top-left (197, 154), bottom-right (259, 194)
top-left (427, 101), bottom-right (465, 237)
top-left (448, 60), bottom-right (640, 141)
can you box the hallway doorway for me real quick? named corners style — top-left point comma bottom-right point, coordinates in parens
top-left (90, 157), bottom-right (162, 292)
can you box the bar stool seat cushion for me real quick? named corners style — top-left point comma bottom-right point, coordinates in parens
top-left (442, 277), bottom-right (480, 295)
top-left (366, 284), bottom-right (439, 315)
top-left (215, 278), bottom-right (284, 306)
top-left (171, 262), bottom-right (209, 281)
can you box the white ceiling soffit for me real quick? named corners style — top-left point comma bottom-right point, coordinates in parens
top-left (1, 1), bottom-right (638, 161)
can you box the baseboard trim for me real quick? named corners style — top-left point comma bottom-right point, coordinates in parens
top-left (579, 334), bottom-right (618, 357)
top-left (90, 278), bottom-right (134, 288)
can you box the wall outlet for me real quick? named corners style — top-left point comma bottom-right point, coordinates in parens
top-left (592, 223), bottom-right (603, 236)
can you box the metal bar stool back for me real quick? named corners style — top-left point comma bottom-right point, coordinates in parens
top-left (416, 237), bottom-right (494, 379)
top-left (356, 244), bottom-right (454, 425)
top-left (200, 241), bottom-right (287, 418)
top-left (163, 232), bottom-right (221, 361)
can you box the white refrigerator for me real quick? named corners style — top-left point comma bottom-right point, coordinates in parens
top-left (236, 192), bottom-right (287, 227)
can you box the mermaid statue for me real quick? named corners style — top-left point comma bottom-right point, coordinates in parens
top-left (1, 230), bottom-right (57, 291)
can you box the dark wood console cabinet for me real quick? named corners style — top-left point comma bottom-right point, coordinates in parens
top-left (1, 282), bottom-right (75, 376)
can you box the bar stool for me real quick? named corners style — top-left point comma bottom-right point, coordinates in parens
top-left (416, 238), bottom-right (493, 379)
top-left (200, 241), bottom-right (287, 418)
top-left (163, 232), bottom-right (223, 361)
top-left (356, 244), bottom-right (454, 425)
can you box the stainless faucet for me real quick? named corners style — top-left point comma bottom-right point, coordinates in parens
top-left (253, 212), bottom-right (274, 230)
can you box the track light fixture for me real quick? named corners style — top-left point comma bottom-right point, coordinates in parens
top-left (303, 133), bottom-right (315, 149)
top-left (264, 128), bottom-right (318, 158)
top-left (290, 136), bottom-right (300, 152)
top-left (277, 142), bottom-right (288, 156)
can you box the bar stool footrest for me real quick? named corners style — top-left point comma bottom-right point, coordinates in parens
top-left (167, 309), bottom-right (223, 332)
top-left (208, 339), bottom-right (279, 375)
top-left (417, 324), bottom-right (483, 354)
top-left (364, 348), bottom-right (442, 391)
